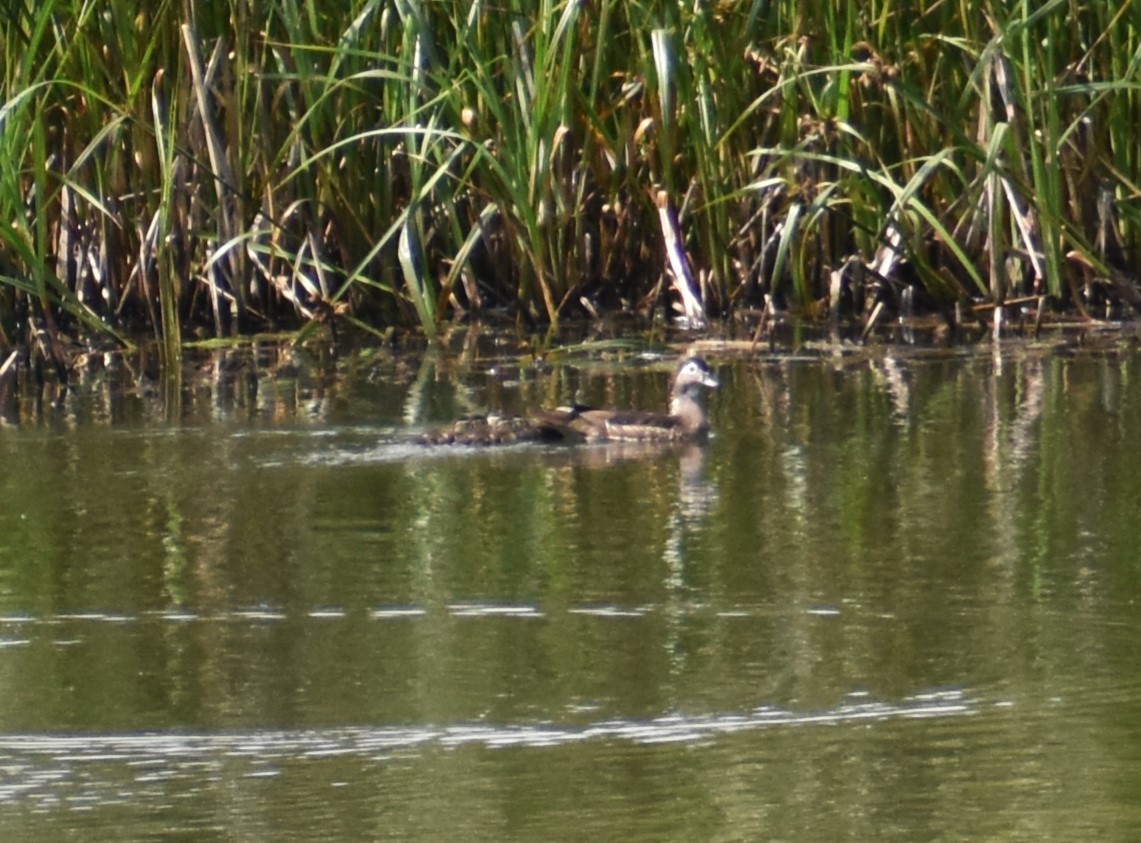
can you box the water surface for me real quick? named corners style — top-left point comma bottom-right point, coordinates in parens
top-left (1, 338), bottom-right (1140, 840)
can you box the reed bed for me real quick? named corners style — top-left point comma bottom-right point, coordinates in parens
top-left (0, 0), bottom-right (1138, 367)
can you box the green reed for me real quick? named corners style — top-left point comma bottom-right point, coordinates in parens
top-left (0, 0), bottom-right (1138, 357)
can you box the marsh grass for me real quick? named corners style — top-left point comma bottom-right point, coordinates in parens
top-left (0, 0), bottom-right (1138, 364)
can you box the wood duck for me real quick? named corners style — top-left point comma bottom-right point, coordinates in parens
top-left (418, 356), bottom-right (719, 445)
top-left (531, 356), bottom-right (720, 441)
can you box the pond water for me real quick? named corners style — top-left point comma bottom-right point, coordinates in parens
top-left (1, 333), bottom-right (1140, 840)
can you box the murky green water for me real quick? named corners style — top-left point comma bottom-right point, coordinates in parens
top-left (2, 337), bottom-right (1140, 840)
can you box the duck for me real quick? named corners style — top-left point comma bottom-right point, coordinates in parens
top-left (532, 356), bottom-right (720, 441)
top-left (417, 355), bottom-right (719, 445)
top-left (415, 412), bottom-right (565, 446)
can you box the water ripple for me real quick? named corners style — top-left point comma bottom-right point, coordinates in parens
top-left (0, 690), bottom-right (975, 763)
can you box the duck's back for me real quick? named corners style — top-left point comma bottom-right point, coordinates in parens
top-left (529, 406), bottom-right (698, 441)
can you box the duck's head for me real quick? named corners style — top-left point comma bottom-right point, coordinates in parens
top-left (673, 356), bottom-right (720, 395)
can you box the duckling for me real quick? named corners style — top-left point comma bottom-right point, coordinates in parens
top-left (416, 413), bottom-right (563, 446)
top-left (418, 356), bottom-right (719, 445)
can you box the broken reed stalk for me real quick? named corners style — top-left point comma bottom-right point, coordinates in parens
top-left (181, 22), bottom-right (240, 337)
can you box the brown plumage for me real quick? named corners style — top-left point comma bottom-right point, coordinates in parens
top-left (415, 413), bottom-right (564, 446)
top-left (419, 356), bottom-right (719, 445)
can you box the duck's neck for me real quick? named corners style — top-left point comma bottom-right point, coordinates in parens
top-left (669, 389), bottom-right (709, 435)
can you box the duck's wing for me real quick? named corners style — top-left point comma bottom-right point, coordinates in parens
top-left (531, 406), bottom-right (688, 441)
top-left (527, 405), bottom-right (596, 440)
top-left (586, 409), bottom-right (684, 441)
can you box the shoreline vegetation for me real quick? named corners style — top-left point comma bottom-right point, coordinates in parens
top-left (1, 0), bottom-right (1139, 381)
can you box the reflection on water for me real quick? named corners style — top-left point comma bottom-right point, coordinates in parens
top-left (2, 338), bottom-right (1141, 840)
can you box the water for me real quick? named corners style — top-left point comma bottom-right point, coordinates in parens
top-left (1, 337), bottom-right (1140, 840)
